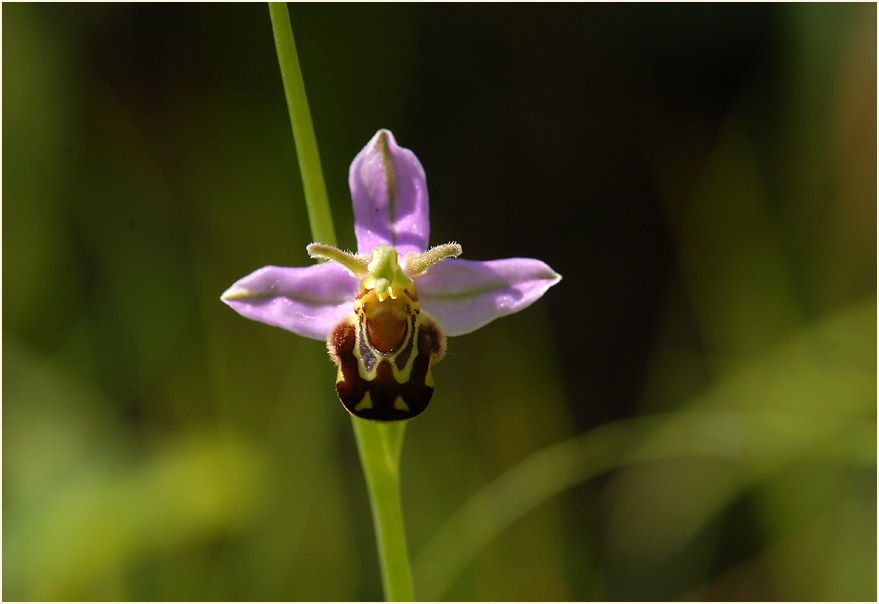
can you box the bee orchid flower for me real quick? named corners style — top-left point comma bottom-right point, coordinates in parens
top-left (222, 130), bottom-right (561, 421)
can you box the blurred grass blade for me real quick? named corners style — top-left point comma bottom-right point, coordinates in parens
top-left (415, 297), bottom-right (875, 599)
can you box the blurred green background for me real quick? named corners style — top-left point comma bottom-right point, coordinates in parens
top-left (3, 3), bottom-right (875, 601)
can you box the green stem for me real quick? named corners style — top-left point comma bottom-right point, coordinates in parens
top-left (268, 2), bottom-right (336, 245)
top-left (353, 422), bottom-right (414, 601)
top-left (267, 4), bottom-right (413, 600)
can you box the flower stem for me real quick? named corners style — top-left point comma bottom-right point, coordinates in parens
top-left (353, 421), bottom-right (414, 601)
top-left (267, 4), bottom-right (414, 600)
top-left (267, 2), bottom-right (336, 245)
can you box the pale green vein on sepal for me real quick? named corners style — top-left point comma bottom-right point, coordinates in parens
top-left (221, 289), bottom-right (350, 307)
top-left (423, 272), bottom-right (562, 301)
top-left (378, 130), bottom-right (397, 247)
top-left (220, 282), bottom-right (351, 306)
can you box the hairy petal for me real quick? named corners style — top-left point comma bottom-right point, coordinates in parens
top-left (350, 129), bottom-right (430, 255)
top-left (416, 258), bottom-right (562, 336)
top-left (221, 263), bottom-right (359, 340)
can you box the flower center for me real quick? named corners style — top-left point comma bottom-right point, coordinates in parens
top-left (359, 246), bottom-right (414, 302)
top-left (305, 242), bottom-right (463, 346)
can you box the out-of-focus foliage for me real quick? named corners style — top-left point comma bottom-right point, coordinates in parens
top-left (3, 3), bottom-right (875, 601)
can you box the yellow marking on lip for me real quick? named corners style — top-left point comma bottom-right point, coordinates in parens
top-left (354, 393), bottom-right (374, 411)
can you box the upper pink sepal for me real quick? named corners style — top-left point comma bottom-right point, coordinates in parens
top-left (350, 129), bottom-right (430, 256)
